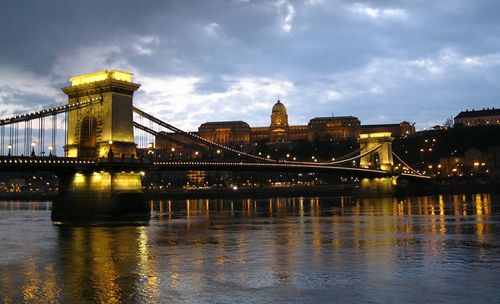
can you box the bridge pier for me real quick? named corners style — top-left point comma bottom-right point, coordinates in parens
top-left (51, 171), bottom-right (149, 222)
top-left (358, 177), bottom-right (398, 195)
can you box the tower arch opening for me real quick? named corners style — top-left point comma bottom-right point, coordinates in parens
top-left (371, 152), bottom-right (380, 169)
top-left (79, 116), bottom-right (97, 158)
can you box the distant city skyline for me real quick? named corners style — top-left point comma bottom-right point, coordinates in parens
top-left (1, 0), bottom-right (500, 131)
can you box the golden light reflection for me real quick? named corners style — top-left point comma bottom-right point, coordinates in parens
top-left (311, 199), bottom-right (322, 254)
top-left (474, 194), bottom-right (491, 244)
top-left (57, 226), bottom-right (160, 303)
top-left (72, 172), bottom-right (86, 187)
top-left (137, 227), bottom-right (159, 301)
top-left (215, 227), bottom-right (227, 266)
top-left (236, 230), bottom-right (248, 265)
top-left (170, 272), bottom-right (180, 290)
top-left (299, 198), bottom-right (304, 217)
top-left (0, 225), bottom-right (157, 303)
top-left (438, 195), bottom-right (446, 235)
top-left (2, 194), bottom-right (497, 302)
top-left (22, 257), bottom-right (60, 304)
top-left (268, 198), bottom-right (273, 217)
top-left (310, 197), bottom-right (320, 217)
top-left (407, 198), bottom-right (412, 216)
top-left (332, 213), bottom-right (342, 249)
top-left (352, 200), bottom-right (361, 250)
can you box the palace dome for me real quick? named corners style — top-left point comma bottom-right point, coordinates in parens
top-left (272, 99), bottom-right (287, 114)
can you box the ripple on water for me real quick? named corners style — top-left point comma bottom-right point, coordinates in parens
top-left (0, 194), bottom-right (499, 303)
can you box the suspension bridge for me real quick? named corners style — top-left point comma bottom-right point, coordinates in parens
top-left (0, 70), bottom-right (428, 221)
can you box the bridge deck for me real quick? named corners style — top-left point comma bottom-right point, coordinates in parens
top-left (0, 156), bottom-right (430, 180)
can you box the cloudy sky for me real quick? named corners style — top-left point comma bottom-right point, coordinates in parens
top-left (1, 0), bottom-right (499, 131)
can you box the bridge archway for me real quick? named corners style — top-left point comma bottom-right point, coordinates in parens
top-left (359, 132), bottom-right (394, 172)
top-left (79, 116), bottom-right (98, 158)
top-left (368, 152), bottom-right (381, 169)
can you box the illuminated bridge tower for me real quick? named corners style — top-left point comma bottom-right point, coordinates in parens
top-left (359, 132), bottom-right (394, 172)
top-left (61, 70), bottom-right (140, 158)
top-left (53, 70), bottom-right (147, 222)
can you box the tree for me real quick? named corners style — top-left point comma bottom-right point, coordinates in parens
top-left (443, 117), bottom-right (454, 129)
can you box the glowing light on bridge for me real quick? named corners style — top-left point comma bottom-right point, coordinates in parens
top-left (359, 132), bottom-right (392, 139)
top-left (69, 70), bottom-right (133, 86)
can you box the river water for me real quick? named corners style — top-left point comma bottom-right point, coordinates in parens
top-left (1, 194), bottom-right (499, 303)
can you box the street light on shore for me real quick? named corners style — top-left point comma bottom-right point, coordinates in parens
top-left (108, 140), bottom-right (114, 159)
top-left (148, 142), bottom-right (155, 161)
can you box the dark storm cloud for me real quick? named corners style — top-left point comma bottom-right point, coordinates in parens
top-left (1, 0), bottom-right (500, 130)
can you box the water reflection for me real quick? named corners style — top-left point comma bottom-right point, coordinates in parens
top-left (0, 224), bottom-right (160, 303)
top-left (148, 193), bottom-right (492, 220)
top-left (56, 226), bottom-right (159, 303)
top-left (1, 200), bottom-right (51, 211)
top-left (0, 194), bottom-right (498, 303)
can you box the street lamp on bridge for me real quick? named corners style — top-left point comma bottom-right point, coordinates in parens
top-left (148, 142), bottom-right (154, 161)
top-left (169, 146), bottom-right (175, 160)
top-left (7, 144), bottom-right (12, 156)
top-left (31, 142), bottom-right (36, 157)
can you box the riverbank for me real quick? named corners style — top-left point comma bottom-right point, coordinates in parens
top-left (144, 181), bottom-right (500, 200)
top-left (145, 184), bottom-right (358, 200)
top-left (0, 180), bottom-right (498, 201)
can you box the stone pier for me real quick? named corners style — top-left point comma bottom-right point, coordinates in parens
top-left (52, 171), bottom-right (149, 222)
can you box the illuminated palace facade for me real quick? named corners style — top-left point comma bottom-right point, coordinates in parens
top-left (156, 99), bottom-right (414, 154)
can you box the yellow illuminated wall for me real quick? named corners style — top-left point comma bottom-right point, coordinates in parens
top-left (70, 172), bottom-right (142, 193)
top-left (69, 70), bottom-right (133, 86)
top-left (360, 177), bottom-right (397, 193)
top-left (359, 132), bottom-right (392, 139)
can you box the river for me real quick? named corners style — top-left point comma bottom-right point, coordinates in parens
top-left (1, 194), bottom-right (499, 303)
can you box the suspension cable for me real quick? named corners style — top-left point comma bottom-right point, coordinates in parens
top-left (14, 123), bottom-right (19, 156)
top-left (64, 112), bottom-right (67, 156)
top-left (0, 125), bottom-right (4, 155)
top-left (0, 97), bottom-right (101, 126)
top-left (9, 124), bottom-right (13, 155)
top-left (133, 106), bottom-right (274, 162)
top-left (52, 114), bottom-right (57, 155)
top-left (28, 120), bottom-right (32, 155)
top-left (40, 117), bottom-right (46, 155)
top-left (23, 121), bottom-right (27, 155)
top-left (134, 121), bottom-right (201, 150)
top-left (392, 151), bottom-right (422, 175)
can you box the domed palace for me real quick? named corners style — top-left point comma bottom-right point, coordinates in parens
top-left (157, 98), bottom-right (414, 149)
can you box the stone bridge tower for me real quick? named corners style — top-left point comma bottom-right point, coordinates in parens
top-left (359, 132), bottom-right (394, 172)
top-left (61, 70), bottom-right (140, 158)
